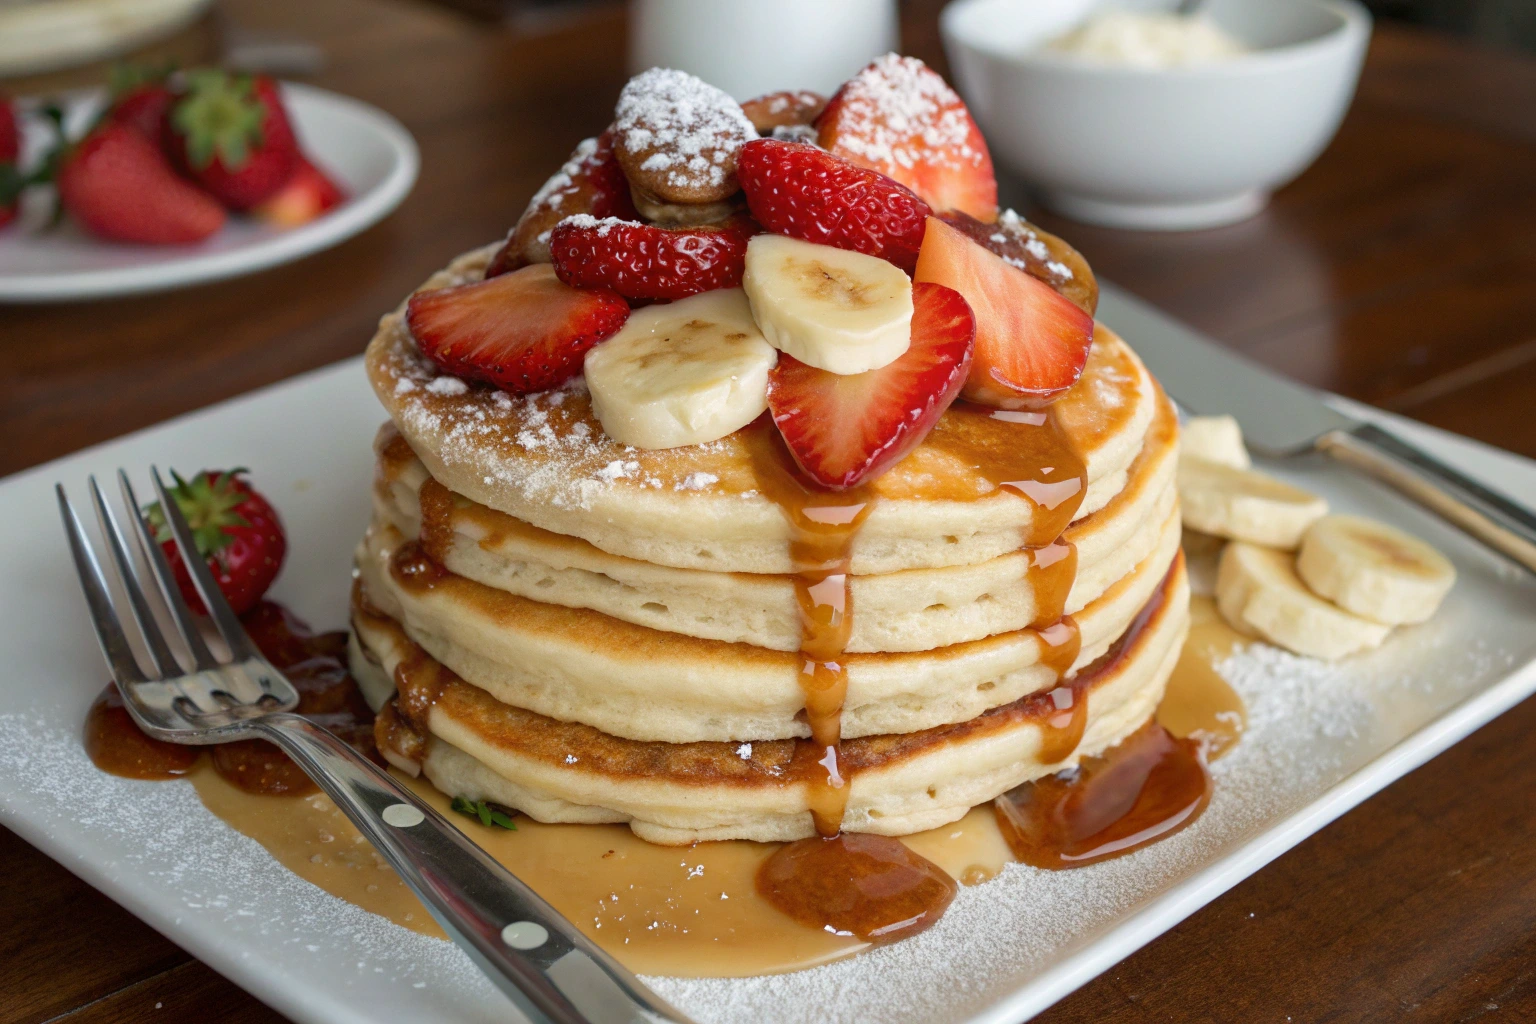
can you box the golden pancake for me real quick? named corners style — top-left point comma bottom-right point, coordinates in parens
top-left (350, 556), bottom-right (1188, 843)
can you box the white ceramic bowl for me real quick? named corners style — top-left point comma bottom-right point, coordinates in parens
top-left (941, 0), bottom-right (1371, 230)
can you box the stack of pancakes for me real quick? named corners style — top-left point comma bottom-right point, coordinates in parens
top-left (349, 246), bottom-right (1189, 845)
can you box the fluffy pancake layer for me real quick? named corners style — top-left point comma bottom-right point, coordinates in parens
top-left (350, 555), bottom-right (1188, 844)
top-left (369, 391), bottom-right (1178, 654)
top-left (365, 245), bottom-right (1157, 575)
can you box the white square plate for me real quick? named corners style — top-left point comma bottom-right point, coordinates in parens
top-left (2, 308), bottom-right (1534, 1024)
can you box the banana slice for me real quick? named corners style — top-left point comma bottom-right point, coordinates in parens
top-left (742, 234), bottom-right (913, 375)
top-left (583, 288), bottom-right (777, 450)
top-left (1181, 414), bottom-right (1250, 469)
top-left (1178, 457), bottom-right (1328, 549)
top-left (1297, 514), bottom-right (1455, 625)
top-left (1217, 542), bottom-right (1392, 659)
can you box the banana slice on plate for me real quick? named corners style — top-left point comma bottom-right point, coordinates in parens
top-left (742, 234), bottom-right (913, 375)
top-left (1178, 457), bottom-right (1328, 549)
top-left (1217, 542), bottom-right (1392, 659)
top-left (1297, 514), bottom-right (1455, 625)
top-left (584, 287), bottom-right (777, 450)
top-left (1181, 414), bottom-right (1250, 469)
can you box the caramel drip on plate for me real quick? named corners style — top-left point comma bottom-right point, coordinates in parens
top-left (84, 601), bottom-right (378, 794)
top-left (1157, 594), bottom-right (1248, 760)
top-left (754, 832), bottom-right (957, 943)
top-left (992, 721), bottom-right (1212, 870)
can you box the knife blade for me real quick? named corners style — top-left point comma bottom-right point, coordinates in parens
top-left (1093, 282), bottom-right (1536, 574)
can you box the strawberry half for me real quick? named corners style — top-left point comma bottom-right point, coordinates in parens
top-left (252, 153), bottom-right (346, 227)
top-left (164, 71), bottom-right (299, 210)
top-left (914, 216), bottom-right (1094, 409)
top-left (0, 96), bottom-right (17, 228)
top-left (548, 214), bottom-right (749, 301)
top-left (58, 123), bottom-right (226, 244)
top-left (767, 281), bottom-right (974, 489)
top-left (817, 54), bottom-right (997, 222)
top-left (488, 130), bottom-right (638, 277)
top-left (143, 469), bottom-right (287, 617)
top-left (407, 263), bottom-right (630, 394)
top-left (737, 138), bottom-right (932, 272)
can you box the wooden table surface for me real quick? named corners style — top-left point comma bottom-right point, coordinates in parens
top-left (5, 1), bottom-right (1536, 1021)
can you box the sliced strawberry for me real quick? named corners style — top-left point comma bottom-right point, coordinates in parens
top-left (817, 54), bottom-right (997, 222)
top-left (740, 90), bottom-right (826, 133)
top-left (58, 124), bottom-right (226, 245)
top-left (767, 281), bottom-right (974, 489)
top-left (164, 71), bottom-right (299, 210)
top-left (252, 154), bottom-right (346, 227)
top-left (548, 214), bottom-right (749, 301)
top-left (938, 210), bottom-right (1098, 316)
top-left (737, 138), bottom-right (931, 272)
top-left (407, 263), bottom-right (629, 394)
top-left (487, 130), bottom-right (637, 277)
top-left (914, 216), bottom-right (1093, 409)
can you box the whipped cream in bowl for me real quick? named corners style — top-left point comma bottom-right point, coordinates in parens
top-left (940, 0), bottom-right (1371, 230)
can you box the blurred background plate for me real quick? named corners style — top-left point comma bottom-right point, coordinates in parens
top-left (0, 82), bottom-right (417, 302)
top-left (0, 0), bottom-right (215, 78)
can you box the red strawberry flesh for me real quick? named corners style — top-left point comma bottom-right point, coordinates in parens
top-left (59, 124), bottom-right (226, 244)
top-left (736, 138), bottom-right (931, 273)
top-left (914, 216), bottom-right (1093, 409)
top-left (767, 281), bottom-right (975, 489)
top-left (253, 154), bottom-right (346, 227)
top-left (407, 263), bottom-right (630, 394)
top-left (817, 54), bottom-right (997, 222)
top-left (549, 215), bottom-right (749, 301)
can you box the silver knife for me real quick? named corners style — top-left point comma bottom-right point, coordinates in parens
top-left (1096, 284), bottom-right (1536, 574)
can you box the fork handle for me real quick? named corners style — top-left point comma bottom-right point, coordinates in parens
top-left (1318, 423), bottom-right (1536, 575)
top-left (251, 714), bottom-right (693, 1024)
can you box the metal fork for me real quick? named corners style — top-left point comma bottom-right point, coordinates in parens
top-left (58, 468), bottom-right (693, 1024)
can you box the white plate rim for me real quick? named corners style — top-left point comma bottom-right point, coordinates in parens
top-left (0, 82), bottom-right (420, 302)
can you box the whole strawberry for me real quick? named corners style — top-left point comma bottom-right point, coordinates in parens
top-left (144, 469), bottom-right (287, 616)
top-left (0, 95), bottom-right (18, 228)
top-left (164, 70), bottom-right (299, 210)
top-left (58, 123), bottom-right (225, 244)
top-left (106, 63), bottom-right (175, 142)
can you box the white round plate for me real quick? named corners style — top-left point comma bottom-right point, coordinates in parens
top-left (0, 82), bottom-right (419, 302)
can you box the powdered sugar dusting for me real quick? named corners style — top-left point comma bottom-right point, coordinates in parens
top-left (527, 136), bottom-right (599, 215)
top-left (827, 54), bottom-right (982, 173)
top-left (615, 68), bottom-right (757, 191)
top-left (998, 208), bottom-right (1074, 283)
top-left (558, 213), bottom-right (629, 237)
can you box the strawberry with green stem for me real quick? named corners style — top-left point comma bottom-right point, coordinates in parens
top-left (143, 469), bottom-right (287, 616)
top-left (164, 70), bottom-right (299, 210)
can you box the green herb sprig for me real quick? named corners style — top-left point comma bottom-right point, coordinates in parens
top-left (451, 796), bottom-right (517, 831)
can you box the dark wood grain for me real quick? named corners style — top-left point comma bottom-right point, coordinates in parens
top-left (3, 1), bottom-right (1536, 1022)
